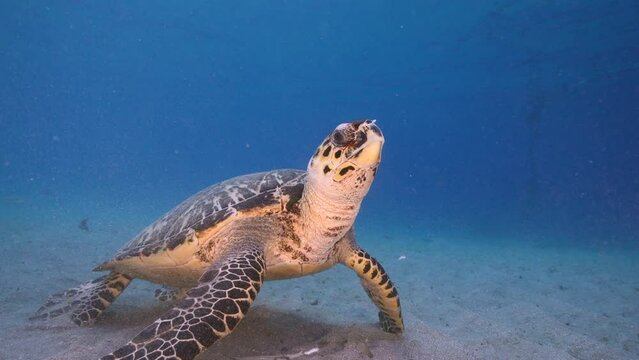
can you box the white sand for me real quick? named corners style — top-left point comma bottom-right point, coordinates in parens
top-left (1, 205), bottom-right (638, 359)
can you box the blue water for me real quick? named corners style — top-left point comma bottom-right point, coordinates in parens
top-left (2, 1), bottom-right (637, 247)
top-left (1, 1), bottom-right (638, 359)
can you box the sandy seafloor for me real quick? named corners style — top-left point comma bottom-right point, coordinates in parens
top-left (1, 199), bottom-right (638, 360)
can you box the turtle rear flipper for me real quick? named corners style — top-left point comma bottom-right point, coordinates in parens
top-left (154, 285), bottom-right (188, 302)
top-left (102, 242), bottom-right (265, 360)
top-left (31, 271), bottom-right (132, 326)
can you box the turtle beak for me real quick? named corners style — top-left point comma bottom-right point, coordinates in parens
top-left (350, 121), bottom-right (384, 167)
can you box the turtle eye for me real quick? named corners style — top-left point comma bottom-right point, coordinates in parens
top-left (331, 126), bottom-right (355, 147)
top-left (331, 131), bottom-right (345, 145)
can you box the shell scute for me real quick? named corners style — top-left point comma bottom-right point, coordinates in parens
top-left (105, 170), bottom-right (306, 264)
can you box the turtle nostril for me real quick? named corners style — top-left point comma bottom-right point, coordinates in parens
top-left (369, 123), bottom-right (383, 138)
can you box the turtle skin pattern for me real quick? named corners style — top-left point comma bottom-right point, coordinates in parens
top-left (102, 246), bottom-right (265, 360)
top-left (344, 248), bottom-right (404, 333)
top-left (30, 271), bottom-right (132, 326)
top-left (154, 286), bottom-right (187, 303)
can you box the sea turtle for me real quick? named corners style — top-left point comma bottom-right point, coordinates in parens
top-left (32, 120), bottom-right (404, 360)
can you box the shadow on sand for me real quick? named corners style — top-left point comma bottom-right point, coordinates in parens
top-left (57, 302), bottom-right (397, 359)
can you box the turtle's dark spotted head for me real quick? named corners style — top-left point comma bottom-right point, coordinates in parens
top-left (308, 120), bottom-right (384, 193)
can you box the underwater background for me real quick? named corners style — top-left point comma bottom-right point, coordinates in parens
top-left (1, 1), bottom-right (638, 359)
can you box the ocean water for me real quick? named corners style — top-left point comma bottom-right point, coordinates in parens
top-left (1, 1), bottom-right (638, 359)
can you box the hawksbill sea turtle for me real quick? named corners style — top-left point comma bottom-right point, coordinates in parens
top-left (32, 120), bottom-right (404, 360)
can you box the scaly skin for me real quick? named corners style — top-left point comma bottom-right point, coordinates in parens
top-left (103, 241), bottom-right (265, 360)
top-left (339, 229), bottom-right (404, 333)
top-left (31, 271), bottom-right (132, 326)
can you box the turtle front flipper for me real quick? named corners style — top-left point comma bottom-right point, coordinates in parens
top-left (31, 271), bottom-right (133, 326)
top-left (339, 231), bottom-right (404, 333)
top-left (102, 243), bottom-right (265, 360)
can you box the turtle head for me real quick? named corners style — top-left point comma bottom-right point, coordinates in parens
top-left (307, 120), bottom-right (384, 199)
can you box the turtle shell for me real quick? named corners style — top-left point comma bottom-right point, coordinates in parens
top-left (105, 169), bottom-right (306, 263)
